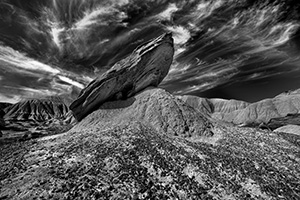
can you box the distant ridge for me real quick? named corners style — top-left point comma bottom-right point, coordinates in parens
top-left (2, 96), bottom-right (75, 136)
top-left (0, 103), bottom-right (12, 130)
top-left (4, 96), bottom-right (69, 122)
top-left (180, 88), bottom-right (300, 129)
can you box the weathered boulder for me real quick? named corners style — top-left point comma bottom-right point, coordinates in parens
top-left (70, 33), bottom-right (174, 121)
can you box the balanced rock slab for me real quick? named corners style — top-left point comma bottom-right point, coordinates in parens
top-left (74, 88), bottom-right (213, 138)
top-left (70, 33), bottom-right (174, 121)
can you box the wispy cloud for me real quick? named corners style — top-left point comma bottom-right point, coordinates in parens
top-left (0, 45), bottom-right (60, 74)
top-left (158, 3), bottom-right (178, 21)
top-left (166, 26), bottom-right (191, 45)
top-left (0, 93), bottom-right (21, 103)
top-left (57, 75), bottom-right (85, 89)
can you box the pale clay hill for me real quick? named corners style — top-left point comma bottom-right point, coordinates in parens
top-left (0, 33), bottom-right (299, 199)
top-left (75, 88), bottom-right (213, 138)
top-left (178, 96), bottom-right (250, 119)
top-left (180, 89), bottom-right (300, 129)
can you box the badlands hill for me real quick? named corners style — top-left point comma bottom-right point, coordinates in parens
top-left (179, 96), bottom-right (249, 119)
top-left (0, 103), bottom-right (11, 116)
top-left (0, 33), bottom-right (299, 199)
top-left (4, 96), bottom-right (69, 122)
top-left (0, 103), bottom-right (11, 130)
top-left (0, 103), bottom-right (11, 126)
top-left (0, 85), bottom-right (80, 134)
top-left (181, 89), bottom-right (300, 130)
top-left (1, 96), bottom-right (74, 141)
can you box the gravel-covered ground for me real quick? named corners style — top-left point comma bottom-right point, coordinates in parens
top-left (0, 123), bottom-right (299, 200)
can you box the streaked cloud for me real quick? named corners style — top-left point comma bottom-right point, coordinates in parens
top-left (1, 0), bottom-right (300, 103)
top-left (158, 3), bottom-right (178, 21)
top-left (0, 45), bottom-right (60, 74)
top-left (166, 26), bottom-right (191, 45)
top-left (57, 75), bottom-right (85, 89)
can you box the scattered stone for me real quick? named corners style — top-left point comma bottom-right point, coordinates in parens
top-left (70, 33), bottom-right (174, 121)
top-left (20, 132), bottom-right (41, 141)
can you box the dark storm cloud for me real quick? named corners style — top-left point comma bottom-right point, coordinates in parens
top-left (1, 0), bottom-right (300, 102)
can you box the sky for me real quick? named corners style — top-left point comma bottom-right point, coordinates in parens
top-left (1, 0), bottom-right (300, 103)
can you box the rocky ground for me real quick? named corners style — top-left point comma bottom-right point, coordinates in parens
top-left (0, 92), bottom-right (299, 199)
top-left (0, 123), bottom-right (73, 144)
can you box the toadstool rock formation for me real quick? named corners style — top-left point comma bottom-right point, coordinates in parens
top-left (74, 88), bottom-right (213, 138)
top-left (70, 33), bottom-right (174, 121)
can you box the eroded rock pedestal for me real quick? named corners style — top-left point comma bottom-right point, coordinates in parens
top-left (70, 33), bottom-right (174, 121)
top-left (75, 88), bottom-right (213, 138)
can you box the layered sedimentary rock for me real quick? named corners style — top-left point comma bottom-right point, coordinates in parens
top-left (179, 95), bottom-right (249, 120)
top-left (4, 96), bottom-right (69, 122)
top-left (3, 96), bottom-right (74, 134)
top-left (178, 96), bottom-right (214, 117)
top-left (0, 103), bottom-right (11, 117)
top-left (0, 103), bottom-right (12, 129)
top-left (181, 89), bottom-right (300, 129)
top-left (70, 33), bottom-right (174, 121)
top-left (224, 90), bottom-right (300, 127)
